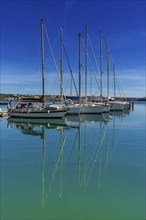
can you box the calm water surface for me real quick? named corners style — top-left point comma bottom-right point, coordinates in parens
top-left (1, 102), bottom-right (145, 220)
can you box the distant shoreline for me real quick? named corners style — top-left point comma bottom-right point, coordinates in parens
top-left (0, 93), bottom-right (146, 102)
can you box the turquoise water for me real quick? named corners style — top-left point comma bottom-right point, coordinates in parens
top-left (1, 102), bottom-right (145, 220)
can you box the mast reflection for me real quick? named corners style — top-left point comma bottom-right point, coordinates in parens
top-left (7, 110), bottom-right (130, 213)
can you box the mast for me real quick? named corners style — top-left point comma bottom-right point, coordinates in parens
top-left (78, 33), bottom-right (81, 104)
top-left (60, 27), bottom-right (63, 100)
top-left (90, 68), bottom-right (92, 97)
top-left (85, 26), bottom-right (88, 103)
top-left (106, 36), bottom-right (110, 102)
top-left (113, 64), bottom-right (116, 98)
top-left (99, 31), bottom-right (103, 102)
top-left (41, 18), bottom-right (45, 107)
top-left (70, 74), bottom-right (72, 96)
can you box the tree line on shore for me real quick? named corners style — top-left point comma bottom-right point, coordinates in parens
top-left (0, 93), bottom-right (145, 101)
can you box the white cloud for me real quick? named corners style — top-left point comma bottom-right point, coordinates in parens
top-left (1, 72), bottom-right (41, 85)
top-left (1, 65), bottom-right (145, 97)
top-left (106, 66), bottom-right (145, 84)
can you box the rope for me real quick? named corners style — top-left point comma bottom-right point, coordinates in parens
top-left (104, 41), bottom-right (127, 100)
top-left (44, 24), bottom-right (66, 99)
top-left (88, 34), bottom-right (100, 73)
top-left (63, 43), bottom-right (79, 96)
top-left (81, 37), bottom-right (100, 93)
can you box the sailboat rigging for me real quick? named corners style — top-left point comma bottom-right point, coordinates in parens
top-left (79, 30), bottom-right (108, 114)
top-left (7, 18), bottom-right (68, 118)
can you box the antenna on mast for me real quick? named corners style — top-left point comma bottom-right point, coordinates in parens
top-left (41, 18), bottom-right (45, 107)
top-left (99, 30), bottom-right (103, 102)
top-left (78, 33), bottom-right (81, 104)
top-left (60, 26), bottom-right (63, 101)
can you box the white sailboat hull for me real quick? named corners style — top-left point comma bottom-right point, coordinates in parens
top-left (110, 102), bottom-right (124, 111)
top-left (102, 104), bottom-right (110, 113)
top-left (8, 109), bottom-right (66, 118)
top-left (122, 102), bottom-right (131, 110)
top-left (80, 104), bottom-right (104, 114)
top-left (66, 105), bottom-right (80, 115)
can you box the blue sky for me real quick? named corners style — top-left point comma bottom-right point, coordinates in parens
top-left (1, 0), bottom-right (145, 97)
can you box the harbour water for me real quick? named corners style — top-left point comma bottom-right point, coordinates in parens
top-left (1, 102), bottom-right (145, 220)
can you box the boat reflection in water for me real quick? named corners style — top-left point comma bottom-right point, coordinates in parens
top-left (7, 110), bottom-right (130, 218)
top-left (110, 109), bottom-right (131, 117)
top-left (64, 112), bottom-right (110, 127)
top-left (7, 117), bottom-right (68, 127)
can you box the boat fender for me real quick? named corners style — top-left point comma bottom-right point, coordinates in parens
top-left (48, 110), bottom-right (50, 113)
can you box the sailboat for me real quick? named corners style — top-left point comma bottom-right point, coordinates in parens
top-left (59, 27), bottom-right (81, 115)
top-left (7, 19), bottom-right (68, 119)
top-left (105, 36), bottom-right (124, 111)
top-left (98, 31), bottom-right (110, 113)
top-left (78, 31), bottom-right (105, 114)
top-left (111, 64), bottom-right (131, 110)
